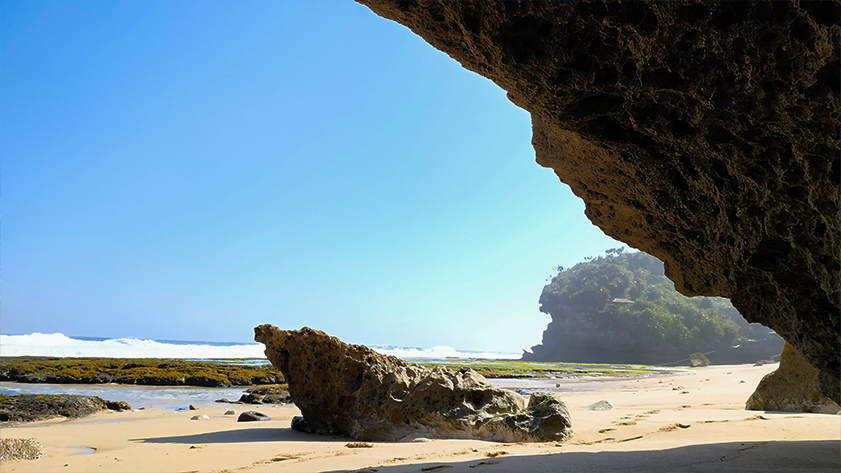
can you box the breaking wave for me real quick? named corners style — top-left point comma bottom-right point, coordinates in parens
top-left (0, 333), bottom-right (519, 360)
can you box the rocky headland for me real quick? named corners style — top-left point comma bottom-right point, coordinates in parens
top-left (525, 250), bottom-right (785, 365)
top-left (357, 0), bottom-right (840, 403)
top-left (254, 325), bottom-right (572, 442)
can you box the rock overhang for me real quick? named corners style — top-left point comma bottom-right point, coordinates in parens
top-left (356, 0), bottom-right (840, 402)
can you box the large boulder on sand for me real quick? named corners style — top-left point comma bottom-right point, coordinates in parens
top-left (746, 343), bottom-right (840, 414)
top-left (254, 325), bottom-right (572, 442)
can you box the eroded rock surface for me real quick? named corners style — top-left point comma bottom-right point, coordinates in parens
top-left (254, 325), bottom-right (572, 442)
top-left (746, 342), bottom-right (840, 414)
top-left (357, 0), bottom-right (840, 402)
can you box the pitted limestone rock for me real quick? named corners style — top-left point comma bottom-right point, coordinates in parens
top-left (254, 325), bottom-right (572, 442)
top-left (357, 0), bottom-right (840, 403)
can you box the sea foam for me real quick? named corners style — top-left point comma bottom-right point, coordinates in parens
top-left (0, 333), bottom-right (519, 360)
top-left (0, 333), bottom-right (265, 359)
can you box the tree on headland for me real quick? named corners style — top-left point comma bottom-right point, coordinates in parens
top-left (524, 250), bottom-right (782, 365)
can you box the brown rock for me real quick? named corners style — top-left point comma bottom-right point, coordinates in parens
top-left (254, 325), bottom-right (572, 442)
top-left (689, 352), bottom-right (710, 367)
top-left (746, 343), bottom-right (839, 413)
top-left (357, 0), bottom-right (840, 403)
top-left (105, 400), bottom-right (132, 411)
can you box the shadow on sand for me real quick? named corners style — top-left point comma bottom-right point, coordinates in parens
top-left (131, 427), bottom-right (342, 445)
top-left (321, 440), bottom-right (840, 473)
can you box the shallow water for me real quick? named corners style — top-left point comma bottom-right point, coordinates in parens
top-left (0, 382), bottom-right (251, 410)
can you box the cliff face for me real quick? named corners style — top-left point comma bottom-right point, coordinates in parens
top-left (358, 1), bottom-right (840, 402)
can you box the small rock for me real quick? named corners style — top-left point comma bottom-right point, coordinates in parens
top-left (237, 411), bottom-right (270, 422)
top-left (189, 445), bottom-right (201, 449)
top-left (689, 352), bottom-right (710, 367)
top-left (224, 409), bottom-right (236, 416)
top-left (413, 437), bottom-right (432, 443)
top-left (190, 415), bottom-right (210, 420)
top-left (238, 394), bottom-right (263, 404)
top-left (586, 400), bottom-right (614, 411)
top-left (672, 386), bottom-right (685, 391)
top-left (345, 442), bottom-right (374, 448)
top-left (105, 400), bottom-right (132, 411)
top-left (740, 379), bottom-right (747, 383)
top-left (189, 404), bottom-right (199, 410)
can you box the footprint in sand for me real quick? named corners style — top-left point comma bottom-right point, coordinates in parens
top-left (645, 410), bottom-right (661, 415)
top-left (598, 428), bottom-right (616, 434)
top-left (659, 423), bottom-right (691, 432)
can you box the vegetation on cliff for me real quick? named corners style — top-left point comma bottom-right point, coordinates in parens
top-left (0, 357), bottom-right (283, 387)
top-left (526, 249), bottom-right (780, 364)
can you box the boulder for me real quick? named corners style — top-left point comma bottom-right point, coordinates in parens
top-left (746, 343), bottom-right (840, 414)
top-left (356, 0), bottom-right (840, 404)
top-left (254, 325), bottom-right (572, 442)
top-left (689, 353), bottom-right (710, 367)
top-left (237, 411), bottom-right (271, 422)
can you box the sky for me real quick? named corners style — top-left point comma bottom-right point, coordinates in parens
top-left (1, 0), bottom-right (624, 354)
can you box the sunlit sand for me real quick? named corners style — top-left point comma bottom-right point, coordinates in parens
top-left (2, 363), bottom-right (838, 472)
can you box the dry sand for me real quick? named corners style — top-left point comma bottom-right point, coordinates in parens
top-left (1, 363), bottom-right (838, 473)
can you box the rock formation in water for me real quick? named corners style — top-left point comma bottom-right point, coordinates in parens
top-left (0, 394), bottom-right (130, 423)
top-left (746, 342), bottom-right (840, 414)
top-left (357, 1), bottom-right (840, 402)
top-left (254, 325), bottom-right (572, 442)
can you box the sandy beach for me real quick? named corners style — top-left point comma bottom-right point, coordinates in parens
top-left (2, 363), bottom-right (839, 473)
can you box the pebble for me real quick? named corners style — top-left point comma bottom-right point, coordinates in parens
top-left (224, 409), bottom-right (236, 416)
top-left (190, 415), bottom-right (210, 420)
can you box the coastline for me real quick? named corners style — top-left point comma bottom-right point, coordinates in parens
top-left (2, 363), bottom-right (839, 472)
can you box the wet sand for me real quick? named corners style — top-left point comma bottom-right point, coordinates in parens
top-left (1, 363), bottom-right (839, 472)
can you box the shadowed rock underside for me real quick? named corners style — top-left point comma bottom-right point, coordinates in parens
top-left (254, 325), bottom-right (572, 442)
top-left (357, 0), bottom-right (840, 402)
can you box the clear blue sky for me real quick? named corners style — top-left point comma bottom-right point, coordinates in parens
top-left (2, 0), bottom-right (623, 353)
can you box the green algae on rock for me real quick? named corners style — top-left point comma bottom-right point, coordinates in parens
top-left (0, 394), bottom-right (129, 423)
top-left (0, 357), bottom-right (283, 388)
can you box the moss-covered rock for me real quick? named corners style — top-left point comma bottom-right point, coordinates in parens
top-left (0, 394), bottom-right (109, 423)
top-left (0, 357), bottom-right (283, 388)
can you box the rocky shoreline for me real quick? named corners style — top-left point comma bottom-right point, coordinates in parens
top-left (0, 394), bottom-right (131, 423)
top-left (0, 357), bottom-right (283, 388)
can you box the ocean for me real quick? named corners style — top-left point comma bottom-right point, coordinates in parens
top-left (0, 332), bottom-right (520, 360)
top-left (0, 333), bottom-right (520, 410)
